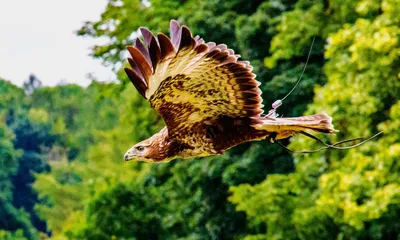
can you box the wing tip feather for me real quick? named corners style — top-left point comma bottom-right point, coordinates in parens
top-left (124, 67), bottom-right (147, 99)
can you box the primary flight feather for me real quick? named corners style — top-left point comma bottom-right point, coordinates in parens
top-left (124, 20), bottom-right (336, 162)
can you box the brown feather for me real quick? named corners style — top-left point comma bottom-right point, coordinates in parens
top-left (158, 33), bottom-right (175, 59)
top-left (213, 51), bottom-right (229, 62)
top-left (195, 43), bottom-right (208, 54)
top-left (238, 84), bottom-right (257, 91)
top-left (233, 71), bottom-right (256, 78)
top-left (127, 46), bottom-right (152, 84)
top-left (124, 68), bottom-right (147, 98)
top-left (253, 113), bottom-right (336, 140)
top-left (179, 26), bottom-right (195, 50)
top-left (205, 49), bottom-right (221, 59)
top-left (149, 38), bottom-right (161, 72)
top-left (135, 38), bottom-right (152, 69)
top-left (127, 57), bottom-right (144, 79)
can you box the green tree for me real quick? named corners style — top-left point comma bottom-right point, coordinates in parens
top-left (0, 78), bottom-right (26, 125)
top-left (0, 121), bottom-right (20, 203)
top-left (0, 229), bottom-right (27, 240)
top-left (33, 83), bottom-right (153, 236)
top-left (0, 124), bottom-right (37, 239)
top-left (66, 183), bottom-right (165, 240)
top-left (230, 0), bottom-right (400, 239)
top-left (30, 82), bottom-right (119, 161)
top-left (0, 79), bottom-right (38, 239)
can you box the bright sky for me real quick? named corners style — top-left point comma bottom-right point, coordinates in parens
top-left (0, 0), bottom-right (116, 87)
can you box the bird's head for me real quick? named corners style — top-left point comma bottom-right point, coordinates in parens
top-left (124, 127), bottom-right (172, 162)
top-left (124, 139), bottom-right (154, 162)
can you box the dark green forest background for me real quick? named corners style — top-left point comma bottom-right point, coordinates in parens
top-left (1, 0), bottom-right (400, 239)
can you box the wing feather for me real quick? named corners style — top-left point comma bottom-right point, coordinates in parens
top-left (139, 27), bottom-right (154, 46)
top-left (125, 20), bottom-right (264, 139)
top-left (127, 57), bottom-right (143, 79)
top-left (170, 20), bottom-right (181, 49)
top-left (149, 38), bottom-right (161, 71)
top-left (134, 38), bottom-right (152, 70)
top-left (124, 67), bottom-right (147, 98)
top-left (207, 42), bottom-right (216, 49)
top-left (158, 33), bottom-right (176, 59)
top-left (127, 46), bottom-right (152, 84)
top-left (179, 26), bottom-right (196, 50)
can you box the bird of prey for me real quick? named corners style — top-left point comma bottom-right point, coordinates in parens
top-left (123, 20), bottom-right (336, 162)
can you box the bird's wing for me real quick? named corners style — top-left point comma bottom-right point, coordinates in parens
top-left (125, 20), bottom-right (263, 138)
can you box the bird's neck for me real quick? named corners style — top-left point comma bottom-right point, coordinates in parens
top-left (149, 127), bottom-right (181, 162)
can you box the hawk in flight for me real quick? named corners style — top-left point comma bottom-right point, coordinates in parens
top-left (124, 20), bottom-right (336, 162)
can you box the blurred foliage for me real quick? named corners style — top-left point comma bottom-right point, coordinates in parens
top-left (0, 229), bottom-right (27, 240)
top-left (0, 0), bottom-right (399, 239)
top-left (0, 80), bottom-right (37, 239)
top-left (230, 0), bottom-right (400, 239)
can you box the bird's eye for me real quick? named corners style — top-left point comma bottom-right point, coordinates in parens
top-left (136, 146), bottom-right (145, 151)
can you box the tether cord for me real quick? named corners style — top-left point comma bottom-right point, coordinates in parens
top-left (274, 131), bottom-right (383, 154)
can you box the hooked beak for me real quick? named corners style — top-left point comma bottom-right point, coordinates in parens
top-left (124, 148), bottom-right (135, 162)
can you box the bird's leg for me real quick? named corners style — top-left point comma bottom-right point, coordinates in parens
top-left (268, 132), bottom-right (278, 143)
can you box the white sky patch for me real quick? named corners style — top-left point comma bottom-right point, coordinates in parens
top-left (0, 0), bottom-right (118, 87)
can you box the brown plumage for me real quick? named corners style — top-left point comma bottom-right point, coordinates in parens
top-left (123, 20), bottom-right (336, 163)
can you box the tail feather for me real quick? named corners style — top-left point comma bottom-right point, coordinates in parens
top-left (253, 113), bottom-right (337, 140)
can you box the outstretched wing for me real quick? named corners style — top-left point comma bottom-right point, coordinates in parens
top-left (125, 20), bottom-right (263, 138)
